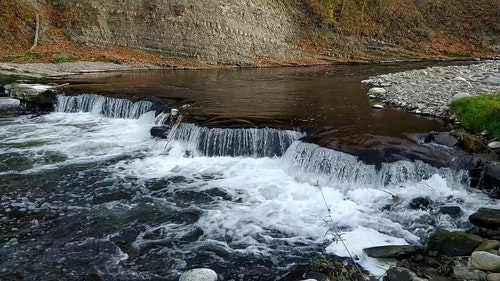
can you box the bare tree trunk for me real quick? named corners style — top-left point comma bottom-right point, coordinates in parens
top-left (30, 14), bottom-right (39, 52)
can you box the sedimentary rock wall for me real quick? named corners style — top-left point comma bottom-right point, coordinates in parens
top-left (51, 0), bottom-right (303, 65)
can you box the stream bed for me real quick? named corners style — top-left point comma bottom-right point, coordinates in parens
top-left (0, 63), bottom-right (497, 281)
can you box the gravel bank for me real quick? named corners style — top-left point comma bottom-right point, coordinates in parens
top-left (0, 62), bottom-right (161, 79)
top-left (362, 61), bottom-right (500, 118)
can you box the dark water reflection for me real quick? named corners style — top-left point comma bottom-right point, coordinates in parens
top-left (59, 62), bottom-right (468, 136)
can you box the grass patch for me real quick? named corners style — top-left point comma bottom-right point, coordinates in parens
top-left (450, 94), bottom-right (500, 138)
top-left (53, 57), bottom-right (77, 64)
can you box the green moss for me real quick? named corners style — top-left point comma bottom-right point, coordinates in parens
top-left (53, 57), bottom-right (77, 64)
top-left (450, 94), bottom-right (500, 138)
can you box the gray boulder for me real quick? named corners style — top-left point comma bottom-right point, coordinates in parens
top-left (179, 268), bottom-right (217, 281)
top-left (470, 251), bottom-right (500, 272)
top-left (470, 208), bottom-right (500, 230)
top-left (454, 266), bottom-right (487, 281)
top-left (386, 267), bottom-right (413, 281)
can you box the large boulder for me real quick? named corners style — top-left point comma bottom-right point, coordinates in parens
top-left (470, 251), bottom-right (500, 272)
top-left (470, 208), bottom-right (500, 230)
top-left (6, 83), bottom-right (57, 111)
top-left (364, 245), bottom-right (424, 258)
top-left (427, 230), bottom-right (483, 256)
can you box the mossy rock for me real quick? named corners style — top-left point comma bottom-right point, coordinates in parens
top-left (427, 229), bottom-right (483, 256)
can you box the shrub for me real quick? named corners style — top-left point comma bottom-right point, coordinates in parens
top-left (450, 94), bottom-right (500, 138)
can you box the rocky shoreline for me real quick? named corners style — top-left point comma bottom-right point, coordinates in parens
top-left (362, 61), bottom-right (500, 118)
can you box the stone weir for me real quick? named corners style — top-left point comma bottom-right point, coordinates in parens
top-left (4, 83), bottom-right (499, 196)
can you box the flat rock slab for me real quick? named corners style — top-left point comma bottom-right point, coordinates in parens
top-left (364, 245), bottom-right (424, 258)
top-left (470, 208), bottom-right (500, 230)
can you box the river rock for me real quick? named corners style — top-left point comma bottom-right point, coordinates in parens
top-left (470, 208), bottom-right (500, 230)
top-left (485, 76), bottom-right (500, 85)
top-left (454, 266), bottom-right (487, 281)
top-left (364, 245), bottom-right (424, 258)
top-left (488, 273), bottom-right (500, 281)
top-left (475, 240), bottom-right (500, 252)
top-left (150, 126), bottom-right (170, 138)
top-left (461, 134), bottom-right (483, 153)
top-left (408, 197), bottom-right (433, 210)
top-left (7, 83), bottom-right (56, 103)
top-left (386, 267), bottom-right (413, 281)
top-left (427, 229), bottom-right (483, 256)
top-left (368, 87), bottom-right (386, 94)
top-left (372, 104), bottom-right (384, 109)
top-left (453, 92), bottom-right (472, 100)
top-left (179, 268), bottom-right (217, 281)
top-left (470, 251), bottom-right (500, 272)
top-left (488, 142), bottom-right (500, 150)
top-left (303, 271), bottom-right (330, 281)
top-left (439, 206), bottom-right (462, 217)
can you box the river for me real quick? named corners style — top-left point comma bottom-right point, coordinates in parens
top-left (0, 63), bottom-right (497, 281)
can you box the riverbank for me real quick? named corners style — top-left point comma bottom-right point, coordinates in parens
top-left (361, 61), bottom-right (500, 119)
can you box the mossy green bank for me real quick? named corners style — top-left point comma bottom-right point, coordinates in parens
top-left (450, 94), bottom-right (500, 139)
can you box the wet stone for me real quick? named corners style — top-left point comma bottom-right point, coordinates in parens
top-left (427, 229), bottom-right (483, 256)
top-left (364, 245), bottom-right (424, 258)
top-left (408, 197), bottom-right (433, 210)
top-left (470, 208), bottom-right (500, 230)
top-left (439, 206), bottom-right (462, 217)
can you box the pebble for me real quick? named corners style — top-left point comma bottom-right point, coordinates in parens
top-left (372, 104), bottom-right (384, 109)
top-left (179, 268), bottom-right (217, 281)
top-left (361, 62), bottom-right (500, 118)
top-left (488, 141), bottom-right (500, 149)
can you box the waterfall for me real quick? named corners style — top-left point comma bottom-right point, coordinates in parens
top-left (282, 141), bottom-right (469, 187)
top-left (55, 94), bottom-right (153, 119)
top-left (168, 123), bottom-right (304, 157)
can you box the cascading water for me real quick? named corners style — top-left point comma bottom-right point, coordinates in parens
top-left (1, 91), bottom-right (498, 281)
top-left (283, 141), bottom-right (469, 188)
top-left (168, 123), bottom-right (304, 157)
top-left (56, 94), bottom-right (153, 119)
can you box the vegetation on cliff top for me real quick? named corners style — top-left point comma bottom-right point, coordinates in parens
top-left (450, 94), bottom-right (500, 139)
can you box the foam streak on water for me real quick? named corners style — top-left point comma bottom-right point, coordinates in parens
top-left (56, 94), bottom-right (153, 119)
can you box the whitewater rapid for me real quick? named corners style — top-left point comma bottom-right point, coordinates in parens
top-left (0, 95), bottom-right (497, 278)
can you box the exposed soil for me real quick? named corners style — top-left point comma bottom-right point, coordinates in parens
top-left (0, 0), bottom-right (498, 67)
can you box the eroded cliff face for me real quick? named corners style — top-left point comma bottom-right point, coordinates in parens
top-left (52, 0), bottom-right (304, 65)
top-left (1, 0), bottom-right (498, 66)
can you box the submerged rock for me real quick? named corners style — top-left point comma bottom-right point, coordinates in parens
top-left (408, 197), bottom-right (433, 210)
top-left (150, 125), bottom-right (170, 138)
top-left (427, 229), bottom-right (483, 256)
top-left (470, 208), bottom-right (500, 230)
top-left (470, 251), bottom-right (500, 272)
top-left (179, 268), bottom-right (217, 281)
top-left (439, 206), bottom-right (462, 217)
top-left (364, 245), bottom-right (424, 258)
